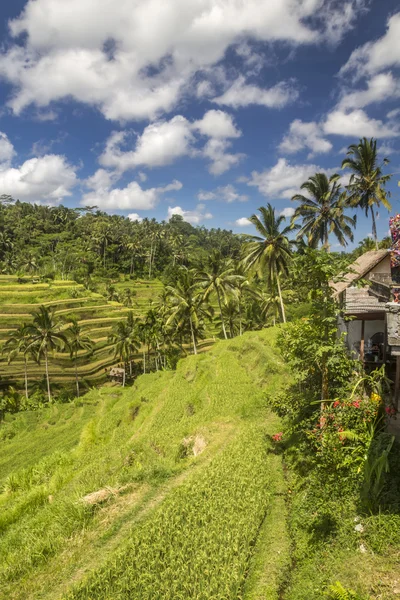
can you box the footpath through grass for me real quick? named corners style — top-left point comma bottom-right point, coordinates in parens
top-left (0, 328), bottom-right (292, 600)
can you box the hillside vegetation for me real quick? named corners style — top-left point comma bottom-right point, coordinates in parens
top-left (0, 276), bottom-right (165, 390)
top-left (0, 329), bottom-right (290, 600)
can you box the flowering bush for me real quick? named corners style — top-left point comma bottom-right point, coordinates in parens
top-left (307, 395), bottom-right (381, 478)
top-left (272, 432), bottom-right (283, 442)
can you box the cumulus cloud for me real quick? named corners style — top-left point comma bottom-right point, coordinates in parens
top-left (0, 151), bottom-right (77, 203)
top-left (0, 132), bottom-right (16, 168)
top-left (213, 77), bottom-right (299, 109)
top-left (235, 217), bottom-right (251, 227)
top-left (82, 169), bottom-right (182, 211)
top-left (280, 207), bottom-right (295, 218)
top-left (203, 139), bottom-right (244, 175)
top-left (0, 0), bottom-right (365, 120)
top-left (340, 12), bottom-right (400, 79)
top-left (197, 184), bottom-right (248, 203)
top-left (193, 110), bottom-right (241, 139)
top-left (167, 203), bottom-right (212, 224)
top-left (338, 72), bottom-right (400, 110)
top-left (323, 108), bottom-right (399, 138)
top-left (100, 116), bottom-right (193, 171)
top-left (128, 213), bottom-right (143, 222)
top-left (248, 158), bottom-right (328, 199)
top-left (279, 119), bottom-right (332, 156)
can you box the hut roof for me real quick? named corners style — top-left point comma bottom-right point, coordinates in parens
top-left (331, 250), bottom-right (390, 296)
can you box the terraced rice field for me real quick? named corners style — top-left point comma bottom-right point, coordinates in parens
top-left (0, 277), bottom-right (166, 391)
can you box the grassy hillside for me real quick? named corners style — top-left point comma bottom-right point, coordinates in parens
top-left (0, 276), bottom-right (166, 391)
top-left (1, 328), bottom-right (396, 599)
top-left (0, 329), bottom-right (291, 600)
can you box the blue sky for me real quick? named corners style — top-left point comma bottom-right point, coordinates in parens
top-left (0, 0), bottom-right (399, 247)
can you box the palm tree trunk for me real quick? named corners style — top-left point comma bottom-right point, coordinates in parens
top-left (189, 316), bottom-right (197, 355)
top-left (24, 357), bottom-right (29, 400)
top-left (239, 302), bottom-right (243, 336)
top-left (148, 241), bottom-right (153, 279)
top-left (216, 289), bottom-right (228, 339)
top-left (276, 274), bottom-right (286, 323)
top-left (371, 208), bottom-right (379, 250)
top-left (75, 349), bottom-right (80, 398)
top-left (324, 225), bottom-right (330, 252)
top-left (143, 350), bottom-right (146, 374)
top-left (44, 348), bottom-right (51, 404)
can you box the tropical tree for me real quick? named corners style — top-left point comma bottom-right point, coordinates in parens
top-left (166, 268), bottom-right (212, 355)
top-left (108, 318), bottom-right (139, 385)
top-left (291, 173), bottom-right (356, 251)
top-left (25, 306), bottom-right (68, 403)
top-left (243, 204), bottom-right (296, 323)
top-left (3, 324), bottom-right (35, 400)
top-left (67, 321), bottom-right (94, 397)
top-left (341, 138), bottom-right (391, 250)
top-left (196, 250), bottom-right (243, 339)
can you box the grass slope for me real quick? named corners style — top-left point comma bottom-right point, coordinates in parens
top-left (0, 329), bottom-right (291, 600)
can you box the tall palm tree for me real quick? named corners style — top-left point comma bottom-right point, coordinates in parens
top-left (341, 138), bottom-right (391, 250)
top-left (67, 321), bottom-right (94, 398)
top-left (25, 306), bottom-right (68, 403)
top-left (196, 250), bottom-right (244, 339)
top-left (291, 173), bottom-right (356, 251)
top-left (243, 204), bottom-right (295, 323)
top-left (3, 324), bottom-right (35, 400)
top-left (166, 269), bottom-right (212, 355)
top-left (108, 319), bottom-right (139, 385)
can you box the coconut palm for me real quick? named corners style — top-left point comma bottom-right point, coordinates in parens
top-left (243, 204), bottom-right (296, 323)
top-left (108, 318), bottom-right (139, 385)
top-left (67, 321), bottom-right (94, 397)
top-left (341, 138), bottom-right (391, 250)
top-left (25, 306), bottom-right (68, 403)
top-left (166, 268), bottom-right (212, 355)
top-left (291, 173), bottom-right (356, 251)
top-left (196, 250), bottom-right (244, 339)
top-left (3, 324), bottom-right (35, 400)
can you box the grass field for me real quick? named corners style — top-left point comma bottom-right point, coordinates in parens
top-left (1, 329), bottom-right (399, 598)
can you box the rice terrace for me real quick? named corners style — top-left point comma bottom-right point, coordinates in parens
top-left (1, 1), bottom-right (400, 599)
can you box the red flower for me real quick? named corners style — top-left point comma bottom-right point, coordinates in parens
top-left (272, 432), bottom-right (283, 442)
top-left (352, 400), bottom-right (360, 408)
top-left (385, 406), bottom-right (396, 416)
top-left (333, 400), bottom-right (340, 408)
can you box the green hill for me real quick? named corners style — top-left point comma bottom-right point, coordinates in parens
top-left (0, 329), bottom-right (291, 600)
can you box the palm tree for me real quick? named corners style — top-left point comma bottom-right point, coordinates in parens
top-left (166, 268), bottom-right (212, 355)
top-left (25, 306), bottom-right (68, 403)
top-left (196, 250), bottom-right (244, 339)
top-left (291, 173), bottom-right (356, 251)
top-left (260, 288), bottom-right (281, 327)
top-left (108, 319), bottom-right (139, 385)
top-left (243, 204), bottom-right (295, 323)
top-left (3, 324), bottom-right (34, 400)
top-left (341, 138), bottom-right (391, 250)
top-left (67, 321), bottom-right (94, 397)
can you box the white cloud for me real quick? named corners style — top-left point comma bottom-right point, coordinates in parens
top-left (167, 203), bottom-right (212, 224)
top-left (248, 158), bottom-right (328, 199)
top-left (193, 110), bottom-right (240, 139)
top-left (197, 184), bottom-right (248, 203)
top-left (213, 76), bottom-right (299, 109)
top-left (235, 217), bottom-right (251, 227)
top-left (340, 12), bottom-right (400, 79)
top-left (338, 72), bottom-right (400, 110)
top-left (0, 0), bottom-right (364, 120)
top-left (279, 119), bottom-right (332, 156)
top-left (82, 169), bottom-right (182, 211)
top-left (203, 138), bottom-right (244, 175)
top-left (0, 132), bottom-right (16, 168)
top-left (100, 116), bottom-right (193, 171)
top-left (0, 153), bottom-right (77, 203)
top-left (137, 171), bottom-right (147, 182)
top-left (323, 108), bottom-right (398, 138)
top-left (280, 207), bottom-right (295, 218)
top-left (128, 213), bottom-right (143, 222)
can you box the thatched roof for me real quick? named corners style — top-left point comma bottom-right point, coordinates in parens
top-left (331, 250), bottom-right (390, 296)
